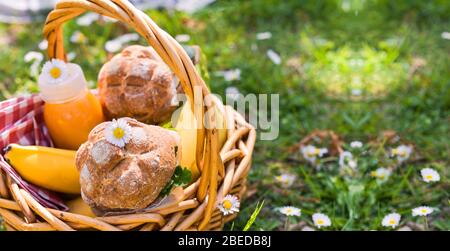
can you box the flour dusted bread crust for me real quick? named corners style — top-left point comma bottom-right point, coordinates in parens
top-left (98, 45), bottom-right (180, 124)
top-left (75, 117), bottom-right (180, 215)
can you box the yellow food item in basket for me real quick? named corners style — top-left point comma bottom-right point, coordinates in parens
top-left (174, 100), bottom-right (227, 179)
top-left (4, 144), bottom-right (80, 194)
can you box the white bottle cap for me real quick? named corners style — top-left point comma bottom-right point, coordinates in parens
top-left (38, 63), bottom-right (87, 104)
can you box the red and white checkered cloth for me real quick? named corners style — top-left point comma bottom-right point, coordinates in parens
top-left (0, 94), bottom-right (68, 211)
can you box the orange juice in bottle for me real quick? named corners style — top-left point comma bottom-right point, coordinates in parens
top-left (39, 59), bottom-right (104, 150)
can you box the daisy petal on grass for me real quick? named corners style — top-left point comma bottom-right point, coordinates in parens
top-left (217, 194), bottom-right (240, 216)
top-left (412, 206), bottom-right (434, 217)
top-left (339, 151), bottom-right (357, 169)
top-left (420, 168), bottom-right (440, 183)
top-left (301, 145), bottom-right (328, 165)
top-left (278, 206), bottom-right (301, 217)
top-left (38, 40), bottom-right (48, 50)
top-left (105, 40), bottom-right (123, 53)
top-left (312, 213), bottom-right (331, 229)
top-left (391, 145), bottom-right (412, 163)
top-left (105, 118), bottom-right (132, 148)
top-left (350, 141), bottom-right (363, 148)
top-left (256, 31), bottom-right (272, 40)
top-left (275, 173), bottom-right (296, 188)
top-left (371, 167), bottom-right (392, 183)
top-left (70, 31), bottom-right (87, 44)
top-left (225, 86), bottom-right (242, 102)
top-left (381, 213), bottom-right (401, 229)
top-left (266, 49), bottom-right (281, 65)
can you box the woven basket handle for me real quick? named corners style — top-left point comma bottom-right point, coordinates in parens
top-left (43, 0), bottom-right (223, 229)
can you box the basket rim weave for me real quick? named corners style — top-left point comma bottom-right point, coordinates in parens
top-left (0, 0), bottom-right (256, 231)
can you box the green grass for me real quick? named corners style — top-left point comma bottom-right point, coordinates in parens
top-left (0, 0), bottom-right (448, 230)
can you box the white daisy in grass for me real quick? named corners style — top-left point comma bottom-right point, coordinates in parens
top-left (41, 59), bottom-right (69, 84)
top-left (391, 145), bottom-right (412, 163)
top-left (350, 141), bottom-right (363, 148)
top-left (275, 173), bottom-right (296, 188)
top-left (105, 118), bottom-right (132, 148)
top-left (371, 167), bottom-right (392, 182)
top-left (256, 31), bottom-right (272, 40)
top-left (216, 69), bottom-right (241, 82)
top-left (412, 206), bottom-right (434, 217)
top-left (441, 31), bottom-right (450, 40)
top-left (266, 49), bottom-right (281, 65)
top-left (381, 213), bottom-right (401, 229)
top-left (116, 33), bottom-right (140, 44)
top-left (420, 168), bottom-right (440, 183)
top-left (301, 145), bottom-right (328, 164)
top-left (70, 31), bottom-right (87, 44)
top-left (24, 51), bottom-right (44, 77)
top-left (225, 86), bottom-right (242, 102)
top-left (105, 40), bottom-right (123, 53)
top-left (217, 194), bottom-right (240, 216)
top-left (278, 206), bottom-right (301, 217)
top-left (312, 213), bottom-right (331, 229)
top-left (76, 13), bottom-right (100, 26)
top-left (175, 34), bottom-right (191, 43)
top-left (38, 39), bottom-right (48, 50)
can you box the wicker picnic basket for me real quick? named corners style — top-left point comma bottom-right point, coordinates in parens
top-left (0, 0), bottom-right (256, 231)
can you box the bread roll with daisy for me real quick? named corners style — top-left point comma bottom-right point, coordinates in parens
top-left (75, 117), bottom-right (183, 215)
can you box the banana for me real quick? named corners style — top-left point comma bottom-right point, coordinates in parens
top-left (173, 99), bottom-right (227, 179)
top-left (66, 197), bottom-right (95, 217)
top-left (4, 144), bottom-right (80, 194)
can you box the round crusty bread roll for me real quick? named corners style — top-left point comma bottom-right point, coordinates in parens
top-left (98, 45), bottom-right (181, 124)
top-left (75, 117), bottom-right (180, 215)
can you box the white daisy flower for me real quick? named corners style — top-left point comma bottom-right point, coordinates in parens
top-left (217, 194), bottom-right (240, 216)
top-left (105, 40), bottom-right (123, 53)
top-left (24, 51), bottom-right (44, 63)
top-left (41, 59), bottom-right (69, 84)
top-left (381, 213), bottom-right (401, 229)
top-left (312, 213), bottom-right (331, 229)
top-left (175, 34), bottom-right (191, 43)
top-left (275, 173), bottom-right (296, 188)
top-left (256, 32), bottom-right (272, 40)
top-left (70, 31), bottom-right (87, 44)
top-left (420, 168), bottom-right (440, 183)
top-left (441, 31), bottom-right (450, 40)
top-left (105, 118), bottom-right (132, 147)
top-left (225, 86), bottom-right (242, 102)
top-left (116, 33), bottom-right (140, 44)
top-left (412, 206), bottom-right (434, 217)
top-left (67, 52), bottom-right (77, 61)
top-left (301, 145), bottom-right (328, 164)
top-left (278, 206), bottom-right (301, 217)
top-left (76, 13), bottom-right (100, 26)
top-left (339, 151), bottom-right (357, 169)
top-left (371, 167), bottom-right (392, 182)
top-left (215, 69), bottom-right (241, 82)
top-left (391, 145), bottom-right (412, 163)
top-left (351, 89), bottom-right (362, 96)
top-left (38, 40), bottom-right (48, 50)
top-left (24, 51), bottom-right (44, 77)
top-left (350, 141), bottom-right (363, 148)
top-left (266, 49), bottom-right (281, 65)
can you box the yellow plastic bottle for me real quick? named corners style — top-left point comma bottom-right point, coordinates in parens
top-left (39, 62), bottom-right (104, 150)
